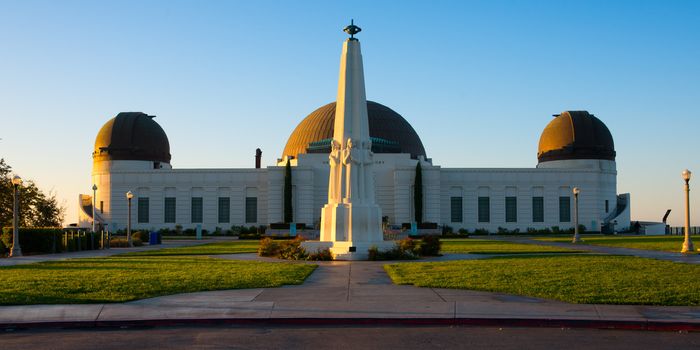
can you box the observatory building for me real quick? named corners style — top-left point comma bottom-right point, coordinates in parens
top-left (80, 30), bottom-right (630, 236)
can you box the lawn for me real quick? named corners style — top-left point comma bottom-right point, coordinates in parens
top-left (0, 256), bottom-right (315, 305)
top-left (535, 235), bottom-right (700, 252)
top-left (385, 255), bottom-right (700, 305)
top-left (125, 240), bottom-right (260, 256)
top-left (441, 238), bottom-right (579, 254)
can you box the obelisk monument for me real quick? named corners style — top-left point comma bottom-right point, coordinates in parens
top-left (313, 21), bottom-right (391, 259)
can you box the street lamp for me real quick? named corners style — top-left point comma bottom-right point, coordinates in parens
top-left (10, 175), bottom-right (23, 257)
top-left (126, 191), bottom-right (134, 248)
top-left (92, 184), bottom-right (98, 233)
top-left (681, 169), bottom-right (694, 254)
top-left (572, 187), bottom-right (582, 243)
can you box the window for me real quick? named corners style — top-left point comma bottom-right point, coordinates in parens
top-left (559, 196), bottom-right (571, 222)
top-left (505, 196), bottom-right (517, 223)
top-left (605, 200), bottom-right (609, 213)
top-left (99, 201), bottom-right (103, 214)
top-left (245, 197), bottom-right (257, 223)
top-left (532, 197), bottom-right (544, 222)
top-left (164, 197), bottom-right (176, 223)
top-left (478, 197), bottom-right (490, 222)
top-left (137, 198), bottom-right (149, 223)
top-left (191, 197), bottom-right (203, 223)
top-left (450, 196), bottom-right (462, 223)
top-left (218, 197), bottom-right (230, 223)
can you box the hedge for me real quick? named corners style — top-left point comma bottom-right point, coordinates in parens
top-left (1, 227), bottom-right (103, 255)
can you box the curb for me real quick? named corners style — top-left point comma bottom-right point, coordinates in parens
top-left (2, 318), bottom-right (698, 332)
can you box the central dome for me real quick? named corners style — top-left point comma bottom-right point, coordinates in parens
top-left (283, 101), bottom-right (426, 159)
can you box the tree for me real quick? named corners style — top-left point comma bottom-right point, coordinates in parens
top-left (0, 158), bottom-right (64, 228)
top-left (414, 162), bottom-right (423, 224)
top-left (283, 159), bottom-right (293, 223)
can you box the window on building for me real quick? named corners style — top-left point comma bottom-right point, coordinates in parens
top-left (605, 199), bottom-right (609, 213)
top-left (532, 197), bottom-right (544, 222)
top-left (478, 197), bottom-right (490, 222)
top-left (450, 196), bottom-right (463, 223)
top-left (99, 201), bottom-right (103, 213)
top-left (245, 197), bottom-right (258, 223)
top-left (218, 197), bottom-right (230, 223)
top-left (137, 198), bottom-right (149, 223)
top-left (164, 197), bottom-right (176, 223)
top-left (559, 196), bottom-right (571, 222)
top-left (505, 196), bottom-right (517, 223)
top-left (191, 197), bottom-right (203, 223)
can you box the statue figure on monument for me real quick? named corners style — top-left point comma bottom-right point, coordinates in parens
top-left (362, 140), bottom-right (375, 202)
top-left (328, 140), bottom-right (342, 203)
top-left (342, 138), bottom-right (361, 202)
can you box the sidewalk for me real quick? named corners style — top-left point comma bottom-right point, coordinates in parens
top-left (1, 253), bottom-right (698, 331)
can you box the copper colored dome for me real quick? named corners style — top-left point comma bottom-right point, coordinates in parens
top-left (93, 112), bottom-right (171, 163)
top-left (537, 111), bottom-right (615, 163)
top-left (283, 101), bottom-right (426, 159)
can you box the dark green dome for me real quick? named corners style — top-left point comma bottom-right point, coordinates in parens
top-left (93, 112), bottom-right (171, 163)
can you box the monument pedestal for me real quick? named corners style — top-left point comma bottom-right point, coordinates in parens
top-left (306, 201), bottom-right (392, 260)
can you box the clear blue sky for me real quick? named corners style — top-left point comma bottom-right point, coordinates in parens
top-left (1, 0), bottom-right (698, 226)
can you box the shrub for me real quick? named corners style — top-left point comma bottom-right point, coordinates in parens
top-left (473, 228), bottom-right (489, 235)
top-left (442, 225), bottom-right (453, 234)
top-left (1, 227), bottom-right (63, 254)
top-left (175, 224), bottom-right (183, 235)
top-left (278, 238), bottom-right (307, 260)
top-left (131, 231), bottom-right (149, 243)
top-left (458, 228), bottom-right (469, 235)
top-left (307, 248), bottom-right (332, 261)
top-left (258, 237), bottom-right (281, 257)
top-left (110, 237), bottom-right (143, 248)
top-left (420, 235), bottom-right (441, 256)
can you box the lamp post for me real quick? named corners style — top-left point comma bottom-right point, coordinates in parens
top-left (10, 175), bottom-right (23, 257)
top-left (681, 169), bottom-right (694, 254)
top-left (126, 191), bottom-right (133, 248)
top-left (92, 184), bottom-right (98, 233)
top-left (572, 187), bottom-right (582, 243)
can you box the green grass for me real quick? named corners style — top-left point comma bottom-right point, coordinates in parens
top-left (124, 240), bottom-right (260, 256)
top-left (441, 238), bottom-right (579, 254)
top-left (385, 255), bottom-right (700, 305)
top-left (535, 235), bottom-right (700, 252)
top-left (0, 255), bottom-right (315, 305)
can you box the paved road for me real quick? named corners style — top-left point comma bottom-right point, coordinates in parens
top-left (1, 325), bottom-right (698, 350)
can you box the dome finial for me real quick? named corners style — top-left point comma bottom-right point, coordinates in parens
top-left (343, 19), bottom-right (361, 40)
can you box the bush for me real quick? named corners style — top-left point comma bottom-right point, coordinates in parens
top-left (442, 225), bottom-right (453, 235)
top-left (278, 238), bottom-right (307, 260)
top-left (473, 228), bottom-right (489, 235)
top-left (110, 237), bottom-right (143, 248)
top-left (258, 237), bottom-right (281, 257)
top-left (369, 236), bottom-right (442, 260)
top-left (420, 235), bottom-right (441, 256)
top-left (131, 231), bottom-right (149, 243)
top-left (307, 248), bottom-right (332, 261)
top-left (1, 227), bottom-right (63, 254)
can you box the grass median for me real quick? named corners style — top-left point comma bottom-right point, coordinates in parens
top-left (0, 254), bottom-right (314, 305)
top-left (441, 238), bottom-right (580, 254)
top-left (125, 240), bottom-right (260, 256)
top-left (385, 255), bottom-right (700, 305)
top-left (535, 235), bottom-right (700, 252)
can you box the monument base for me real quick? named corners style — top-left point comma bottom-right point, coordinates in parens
top-left (302, 240), bottom-right (395, 260)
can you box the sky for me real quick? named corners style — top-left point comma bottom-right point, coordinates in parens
top-left (0, 0), bottom-right (698, 226)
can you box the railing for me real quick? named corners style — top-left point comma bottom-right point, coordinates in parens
top-left (668, 226), bottom-right (700, 235)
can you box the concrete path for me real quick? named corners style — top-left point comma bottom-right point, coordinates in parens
top-left (488, 236), bottom-right (700, 264)
top-left (1, 253), bottom-right (698, 330)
